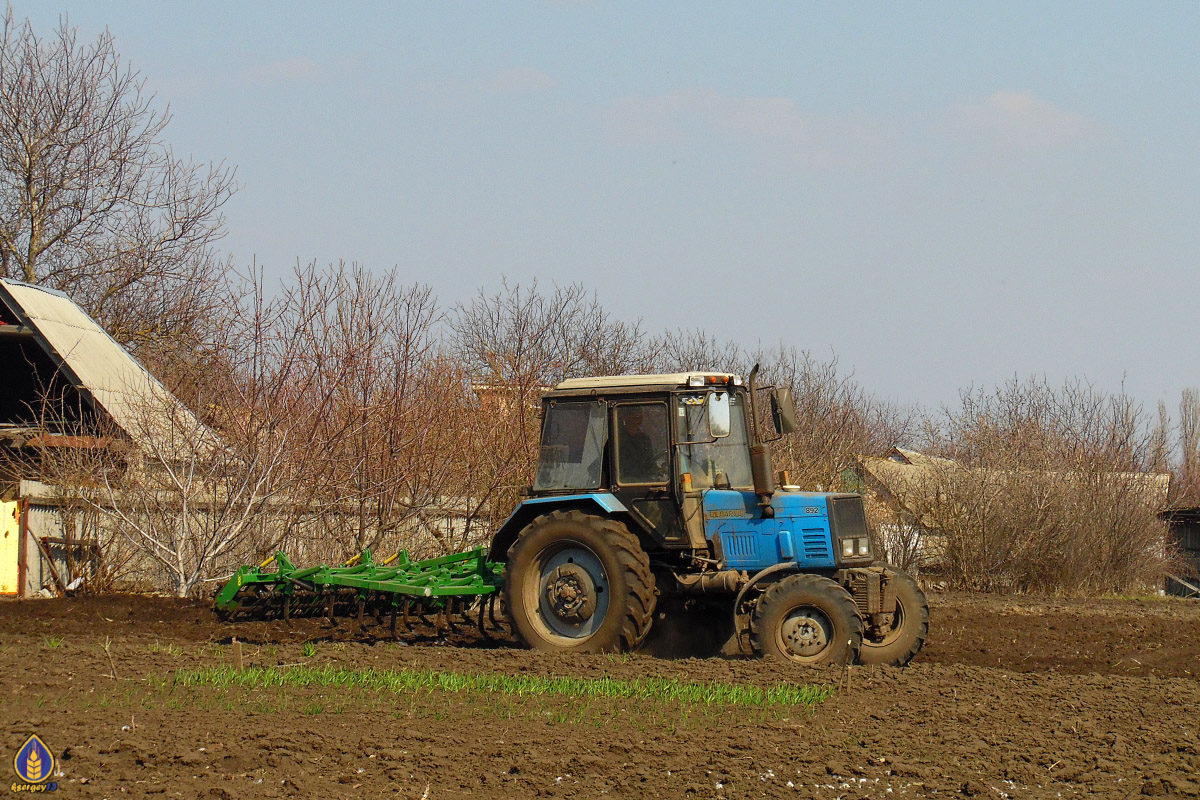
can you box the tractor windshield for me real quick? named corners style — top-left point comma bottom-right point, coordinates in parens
top-left (675, 392), bottom-right (754, 490)
top-left (534, 401), bottom-right (607, 491)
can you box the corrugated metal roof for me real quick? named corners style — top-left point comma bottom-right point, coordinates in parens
top-left (0, 279), bottom-right (211, 453)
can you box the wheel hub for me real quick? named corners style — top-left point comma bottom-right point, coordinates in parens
top-left (544, 563), bottom-right (597, 623)
top-left (780, 610), bottom-right (831, 658)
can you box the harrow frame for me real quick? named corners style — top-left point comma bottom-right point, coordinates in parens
top-left (213, 547), bottom-right (504, 634)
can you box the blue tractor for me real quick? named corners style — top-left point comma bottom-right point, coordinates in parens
top-left (489, 369), bottom-right (928, 666)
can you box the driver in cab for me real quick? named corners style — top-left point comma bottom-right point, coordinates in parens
top-left (616, 406), bottom-right (668, 484)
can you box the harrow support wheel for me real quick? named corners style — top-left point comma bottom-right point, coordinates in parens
top-left (502, 510), bottom-right (656, 654)
top-left (857, 566), bottom-right (929, 666)
top-left (751, 574), bottom-right (862, 666)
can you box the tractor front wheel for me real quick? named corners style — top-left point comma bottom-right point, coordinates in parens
top-left (502, 510), bottom-right (656, 653)
top-left (857, 566), bottom-right (929, 666)
top-left (751, 574), bottom-right (862, 666)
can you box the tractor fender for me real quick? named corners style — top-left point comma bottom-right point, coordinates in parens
top-left (732, 562), bottom-right (802, 621)
top-left (487, 494), bottom-right (629, 562)
top-left (730, 562), bottom-right (839, 633)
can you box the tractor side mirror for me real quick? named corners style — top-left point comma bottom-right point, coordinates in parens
top-left (708, 392), bottom-right (731, 438)
top-left (770, 388), bottom-right (799, 434)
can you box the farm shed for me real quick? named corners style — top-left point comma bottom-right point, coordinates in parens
top-left (0, 279), bottom-right (204, 597)
top-left (1160, 508), bottom-right (1200, 597)
top-left (858, 447), bottom-right (1171, 512)
top-left (0, 278), bottom-right (194, 449)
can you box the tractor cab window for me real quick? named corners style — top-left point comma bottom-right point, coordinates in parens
top-left (614, 403), bottom-right (670, 486)
top-left (676, 392), bottom-right (753, 490)
top-left (534, 401), bottom-right (607, 491)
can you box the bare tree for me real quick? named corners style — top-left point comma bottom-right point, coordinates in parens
top-left (32, 266), bottom-right (349, 598)
top-left (649, 328), bottom-right (743, 374)
top-left (452, 279), bottom-right (652, 385)
top-left (85, 406), bottom-right (267, 598)
top-left (1150, 400), bottom-right (1172, 478)
top-left (213, 262), bottom-right (510, 565)
top-left (271, 262), bottom-right (443, 559)
top-left (449, 280), bottom-right (653, 487)
top-left (754, 347), bottom-right (915, 491)
top-left (1177, 389), bottom-right (1200, 504)
top-left (0, 9), bottom-right (234, 354)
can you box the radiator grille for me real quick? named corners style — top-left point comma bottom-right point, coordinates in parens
top-left (828, 496), bottom-right (868, 539)
top-left (801, 528), bottom-right (829, 560)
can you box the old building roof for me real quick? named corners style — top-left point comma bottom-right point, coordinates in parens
top-left (0, 279), bottom-right (210, 454)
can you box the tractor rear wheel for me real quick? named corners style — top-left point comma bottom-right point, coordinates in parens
top-left (502, 510), bottom-right (656, 653)
top-left (857, 566), bottom-right (929, 666)
top-left (751, 574), bottom-right (862, 666)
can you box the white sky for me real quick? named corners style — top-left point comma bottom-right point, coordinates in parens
top-left (20, 2), bottom-right (1200, 411)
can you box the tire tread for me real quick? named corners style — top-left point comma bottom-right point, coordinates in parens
top-left (857, 566), bottom-right (928, 666)
top-left (749, 573), bottom-right (863, 665)
top-left (501, 510), bottom-right (656, 653)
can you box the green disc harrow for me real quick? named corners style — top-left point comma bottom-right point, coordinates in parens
top-left (213, 547), bottom-right (505, 637)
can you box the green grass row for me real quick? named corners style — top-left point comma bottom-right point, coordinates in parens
top-left (171, 664), bottom-right (834, 709)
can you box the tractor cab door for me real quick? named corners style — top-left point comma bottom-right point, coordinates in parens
top-left (676, 392), bottom-right (780, 569)
top-left (610, 401), bottom-right (689, 547)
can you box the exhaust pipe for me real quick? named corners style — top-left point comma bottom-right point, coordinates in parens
top-left (747, 364), bottom-right (776, 517)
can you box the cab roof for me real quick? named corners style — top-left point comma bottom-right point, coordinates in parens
top-left (552, 372), bottom-right (743, 392)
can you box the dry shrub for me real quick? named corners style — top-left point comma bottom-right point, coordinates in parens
top-left (912, 378), bottom-right (1179, 594)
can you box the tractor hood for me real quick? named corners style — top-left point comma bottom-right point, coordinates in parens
top-left (701, 489), bottom-right (871, 571)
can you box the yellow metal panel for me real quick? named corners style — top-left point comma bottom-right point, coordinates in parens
top-left (0, 501), bottom-right (19, 595)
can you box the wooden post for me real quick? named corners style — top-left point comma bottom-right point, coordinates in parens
top-left (33, 536), bottom-right (67, 595)
top-left (16, 500), bottom-right (28, 599)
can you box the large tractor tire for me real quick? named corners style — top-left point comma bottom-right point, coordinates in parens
top-left (858, 566), bottom-right (929, 666)
top-left (502, 510), bottom-right (656, 654)
top-left (751, 574), bottom-right (862, 666)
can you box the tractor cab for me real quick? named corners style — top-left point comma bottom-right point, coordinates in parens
top-left (529, 373), bottom-right (750, 553)
top-left (523, 372), bottom-right (869, 573)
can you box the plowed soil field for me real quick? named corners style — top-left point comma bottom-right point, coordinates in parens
top-left (1, 592), bottom-right (1197, 799)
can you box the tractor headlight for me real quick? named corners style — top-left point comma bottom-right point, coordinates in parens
top-left (841, 537), bottom-right (870, 559)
